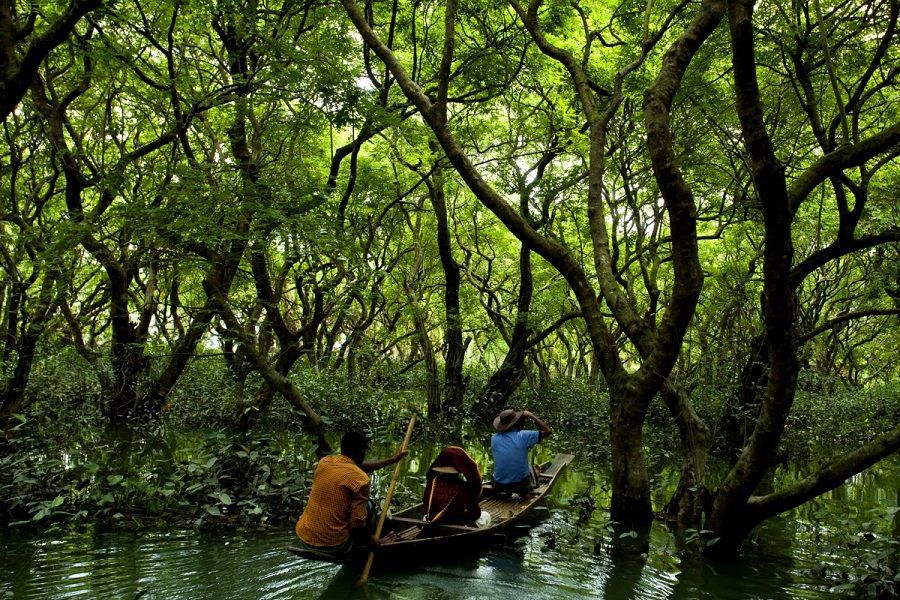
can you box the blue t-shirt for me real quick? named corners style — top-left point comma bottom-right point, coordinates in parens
top-left (491, 429), bottom-right (540, 484)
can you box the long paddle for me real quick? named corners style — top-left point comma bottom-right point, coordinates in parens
top-left (357, 414), bottom-right (416, 586)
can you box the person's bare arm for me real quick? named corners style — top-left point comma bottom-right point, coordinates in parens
top-left (361, 449), bottom-right (408, 473)
top-left (524, 410), bottom-right (552, 439)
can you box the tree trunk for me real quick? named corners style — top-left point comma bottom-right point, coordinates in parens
top-left (105, 271), bottom-right (149, 422)
top-left (475, 329), bottom-right (529, 419)
top-left (609, 388), bottom-right (654, 525)
top-left (427, 154), bottom-right (467, 416)
top-left (409, 293), bottom-right (441, 418)
top-left (0, 274), bottom-right (57, 429)
top-left (660, 381), bottom-right (712, 526)
top-left (705, 0), bottom-right (800, 556)
top-left (473, 244), bottom-right (534, 419)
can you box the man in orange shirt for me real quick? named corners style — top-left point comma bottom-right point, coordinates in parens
top-left (295, 431), bottom-right (406, 557)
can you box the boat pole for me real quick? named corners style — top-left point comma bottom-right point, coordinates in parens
top-left (357, 413), bottom-right (416, 586)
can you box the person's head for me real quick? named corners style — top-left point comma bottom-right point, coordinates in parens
top-left (493, 409), bottom-right (524, 432)
top-left (340, 430), bottom-right (368, 466)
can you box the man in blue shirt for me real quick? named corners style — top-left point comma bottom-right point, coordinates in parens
top-left (490, 409), bottom-right (552, 493)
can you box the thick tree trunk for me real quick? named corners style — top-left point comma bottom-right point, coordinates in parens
top-left (706, 0), bottom-right (800, 556)
top-left (707, 425), bottom-right (900, 557)
top-left (609, 388), bottom-right (654, 525)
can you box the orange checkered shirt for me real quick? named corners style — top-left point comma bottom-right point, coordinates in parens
top-left (295, 455), bottom-right (370, 547)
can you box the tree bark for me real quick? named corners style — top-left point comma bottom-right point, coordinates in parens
top-left (706, 0), bottom-right (800, 555)
top-left (660, 380), bottom-right (711, 526)
top-left (0, 0), bottom-right (102, 121)
top-left (426, 155), bottom-right (467, 416)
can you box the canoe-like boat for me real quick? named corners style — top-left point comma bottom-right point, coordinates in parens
top-left (288, 452), bottom-right (574, 564)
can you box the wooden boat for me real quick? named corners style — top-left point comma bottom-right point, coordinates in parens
top-left (287, 452), bottom-right (574, 564)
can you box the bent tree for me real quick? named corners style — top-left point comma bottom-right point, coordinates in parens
top-left (701, 0), bottom-right (900, 555)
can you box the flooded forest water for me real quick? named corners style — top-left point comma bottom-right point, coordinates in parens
top-left (2, 435), bottom-right (897, 599)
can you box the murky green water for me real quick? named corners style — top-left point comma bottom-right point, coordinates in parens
top-left (2, 443), bottom-right (897, 599)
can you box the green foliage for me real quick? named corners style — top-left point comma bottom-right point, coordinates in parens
top-left (783, 376), bottom-right (900, 458)
top-left (163, 356), bottom-right (246, 428)
top-left (0, 0), bottom-right (897, 575)
top-left (264, 365), bottom-right (409, 436)
top-left (805, 501), bottom-right (899, 598)
top-left (515, 377), bottom-right (611, 452)
top-left (21, 346), bottom-right (104, 436)
top-left (0, 426), bottom-right (312, 531)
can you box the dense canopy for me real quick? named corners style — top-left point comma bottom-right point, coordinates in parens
top-left (1, 0), bottom-right (898, 560)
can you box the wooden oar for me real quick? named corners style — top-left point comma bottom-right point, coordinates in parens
top-left (357, 414), bottom-right (416, 586)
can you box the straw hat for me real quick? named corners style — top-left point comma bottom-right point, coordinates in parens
top-left (430, 465), bottom-right (461, 475)
top-left (493, 409), bottom-right (524, 432)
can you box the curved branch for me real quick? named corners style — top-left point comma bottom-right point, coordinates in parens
top-left (798, 309), bottom-right (900, 343)
top-left (790, 229), bottom-right (900, 287)
top-left (747, 425), bottom-right (900, 521)
top-left (525, 311), bottom-right (582, 349)
top-left (0, 0), bottom-right (102, 121)
top-left (788, 121), bottom-right (900, 214)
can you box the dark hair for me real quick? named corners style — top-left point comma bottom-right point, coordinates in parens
top-left (340, 431), bottom-right (368, 457)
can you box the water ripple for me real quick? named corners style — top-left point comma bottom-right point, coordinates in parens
top-left (5, 454), bottom-right (894, 600)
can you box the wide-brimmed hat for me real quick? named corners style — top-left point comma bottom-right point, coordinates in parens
top-left (430, 465), bottom-right (461, 475)
top-left (493, 409), bottom-right (523, 432)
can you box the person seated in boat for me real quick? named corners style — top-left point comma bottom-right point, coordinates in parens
top-left (490, 409), bottom-right (552, 494)
top-left (423, 446), bottom-right (482, 526)
top-left (294, 430), bottom-right (407, 557)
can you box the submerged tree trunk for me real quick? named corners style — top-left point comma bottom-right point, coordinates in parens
top-left (704, 0), bottom-right (803, 555)
top-left (660, 381), bottom-right (712, 526)
top-left (609, 387), bottom-right (654, 525)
